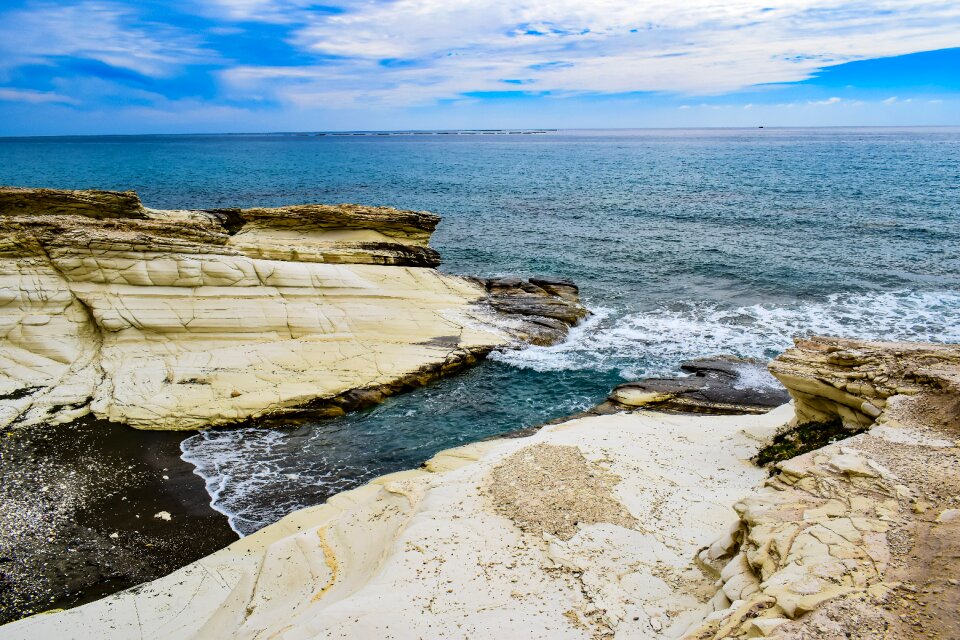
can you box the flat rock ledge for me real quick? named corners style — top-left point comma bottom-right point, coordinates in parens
top-left (0, 187), bottom-right (586, 430)
top-left (6, 337), bottom-right (957, 639)
top-left (500, 357), bottom-right (790, 436)
top-left (610, 356), bottom-right (790, 415)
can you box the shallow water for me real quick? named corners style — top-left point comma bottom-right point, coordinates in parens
top-left (3, 127), bottom-right (959, 534)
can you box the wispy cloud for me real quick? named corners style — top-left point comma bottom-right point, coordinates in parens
top-left (883, 96), bottom-right (915, 104)
top-left (229, 0), bottom-right (960, 105)
top-left (0, 87), bottom-right (78, 104)
top-left (192, 0), bottom-right (327, 23)
top-left (0, 1), bottom-right (211, 78)
top-left (809, 96), bottom-right (843, 105)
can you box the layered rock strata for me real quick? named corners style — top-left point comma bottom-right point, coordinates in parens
top-left (0, 187), bottom-right (586, 430)
top-left (769, 336), bottom-right (960, 431)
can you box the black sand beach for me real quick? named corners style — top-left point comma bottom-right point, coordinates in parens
top-left (0, 417), bottom-right (237, 624)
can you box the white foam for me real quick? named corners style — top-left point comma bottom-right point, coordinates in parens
top-left (181, 428), bottom-right (291, 536)
top-left (732, 363), bottom-right (782, 391)
top-left (181, 426), bottom-right (380, 536)
top-left (493, 289), bottom-right (960, 378)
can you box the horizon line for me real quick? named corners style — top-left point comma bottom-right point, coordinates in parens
top-left (2, 124), bottom-right (959, 140)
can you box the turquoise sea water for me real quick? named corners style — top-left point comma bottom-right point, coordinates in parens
top-left (3, 127), bottom-right (959, 534)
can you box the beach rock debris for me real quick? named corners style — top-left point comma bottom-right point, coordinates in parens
top-left (485, 443), bottom-right (636, 540)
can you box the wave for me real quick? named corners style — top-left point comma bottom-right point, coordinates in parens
top-left (180, 428), bottom-right (369, 536)
top-left (491, 290), bottom-right (960, 379)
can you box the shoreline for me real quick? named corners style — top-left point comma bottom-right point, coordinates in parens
top-left (0, 354), bottom-right (786, 624)
top-left (0, 417), bottom-right (237, 624)
top-left (2, 337), bottom-right (958, 638)
top-left (2, 404), bottom-right (798, 638)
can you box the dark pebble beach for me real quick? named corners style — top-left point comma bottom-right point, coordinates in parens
top-left (0, 417), bottom-right (237, 624)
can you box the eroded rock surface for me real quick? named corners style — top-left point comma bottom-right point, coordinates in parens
top-left (0, 187), bottom-right (586, 430)
top-left (687, 336), bottom-right (960, 638)
top-left (687, 409), bottom-right (960, 638)
top-left (769, 335), bottom-right (960, 431)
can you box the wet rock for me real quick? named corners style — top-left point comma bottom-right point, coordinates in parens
top-left (483, 276), bottom-right (588, 345)
top-left (528, 276), bottom-right (579, 302)
top-left (610, 356), bottom-right (790, 414)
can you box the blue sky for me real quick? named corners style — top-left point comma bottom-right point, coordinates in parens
top-left (0, 0), bottom-right (957, 135)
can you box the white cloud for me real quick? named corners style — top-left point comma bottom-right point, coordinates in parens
top-left (884, 96), bottom-right (917, 104)
top-left (216, 0), bottom-right (960, 106)
top-left (194, 0), bottom-right (318, 22)
top-left (0, 87), bottom-right (78, 104)
top-left (809, 96), bottom-right (843, 105)
top-left (3, 0), bottom-right (957, 119)
top-left (0, 2), bottom-right (211, 77)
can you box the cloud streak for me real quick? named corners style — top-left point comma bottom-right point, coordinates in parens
top-left (0, 1), bottom-right (211, 78)
top-left (0, 87), bottom-right (78, 104)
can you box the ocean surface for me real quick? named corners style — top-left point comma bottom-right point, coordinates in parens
top-left (3, 127), bottom-right (959, 535)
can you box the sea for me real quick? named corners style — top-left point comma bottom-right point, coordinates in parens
top-left (2, 127), bottom-right (958, 535)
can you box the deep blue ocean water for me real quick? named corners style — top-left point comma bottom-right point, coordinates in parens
top-left (3, 127), bottom-right (959, 534)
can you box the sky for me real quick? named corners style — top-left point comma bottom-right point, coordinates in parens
top-left (0, 0), bottom-right (958, 135)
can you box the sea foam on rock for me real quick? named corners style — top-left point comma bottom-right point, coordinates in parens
top-left (0, 187), bottom-right (586, 431)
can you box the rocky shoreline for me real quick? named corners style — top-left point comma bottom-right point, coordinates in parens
top-left (0, 186), bottom-right (590, 624)
top-left (2, 187), bottom-right (958, 638)
top-left (0, 353), bottom-right (791, 626)
top-left (3, 336), bottom-right (956, 638)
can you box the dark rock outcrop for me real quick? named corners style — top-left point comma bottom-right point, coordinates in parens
top-left (609, 356), bottom-right (790, 414)
top-left (483, 276), bottom-right (589, 345)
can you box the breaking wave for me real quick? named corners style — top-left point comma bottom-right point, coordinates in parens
top-left (491, 290), bottom-right (960, 379)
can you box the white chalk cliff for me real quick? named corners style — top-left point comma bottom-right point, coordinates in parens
top-left (4, 337), bottom-right (957, 639)
top-left (0, 187), bottom-right (585, 430)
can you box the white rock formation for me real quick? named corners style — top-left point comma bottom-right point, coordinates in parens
top-left (0, 188), bottom-right (585, 430)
